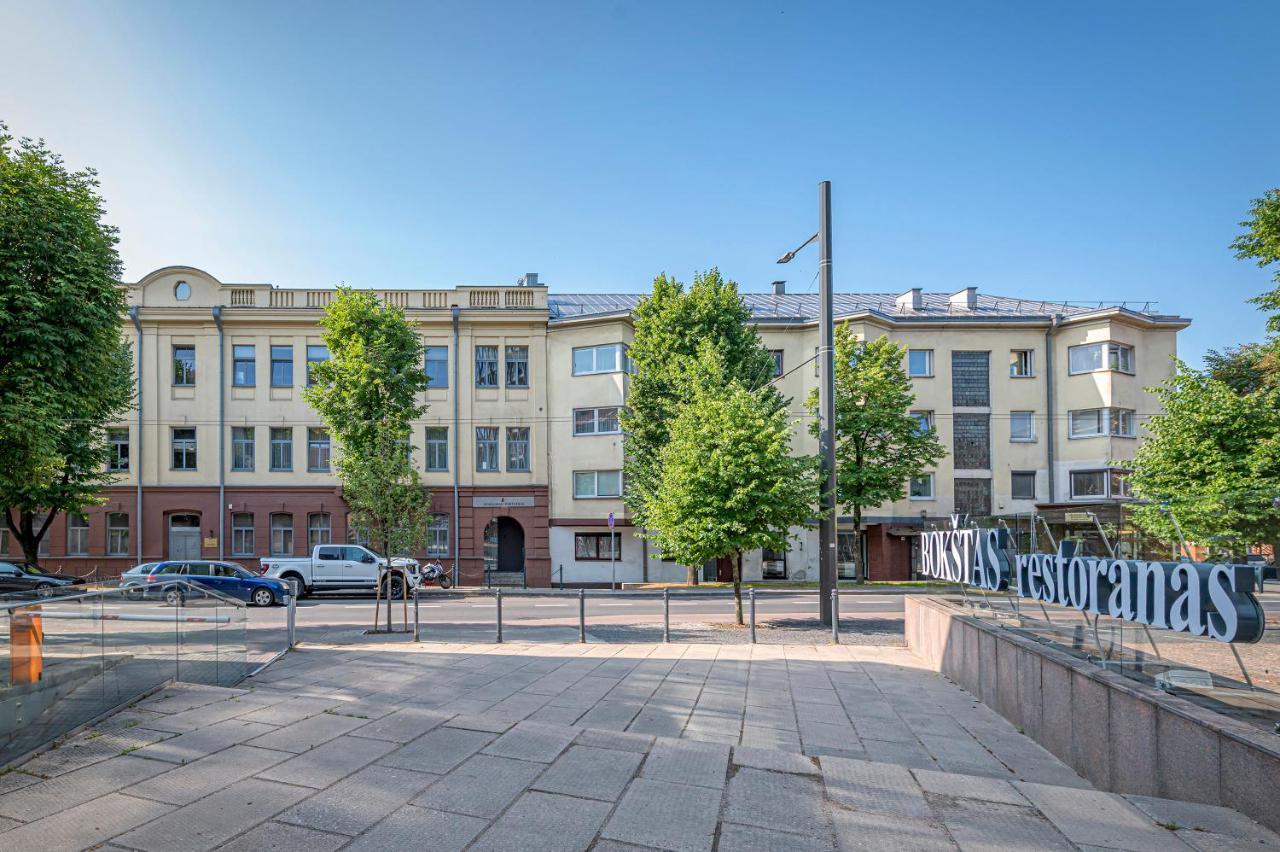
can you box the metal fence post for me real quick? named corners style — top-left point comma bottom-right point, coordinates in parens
top-left (663, 588), bottom-right (670, 643)
top-left (286, 589), bottom-right (297, 649)
top-left (413, 587), bottom-right (420, 643)
top-left (495, 588), bottom-right (503, 644)
top-left (831, 588), bottom-right (840, 644)
top-left (578, 588), bottom-right (586, 643)
top-left (749, 588), bottom-right (756, 644)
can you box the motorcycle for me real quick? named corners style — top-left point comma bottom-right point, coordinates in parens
top-left (418, 560), bottom-right (454, 589)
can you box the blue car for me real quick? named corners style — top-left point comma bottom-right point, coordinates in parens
top-left (144, 561), bottom-right (288, 607)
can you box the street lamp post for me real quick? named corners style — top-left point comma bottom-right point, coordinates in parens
top-left (778, 181), bottom-right (838, 625)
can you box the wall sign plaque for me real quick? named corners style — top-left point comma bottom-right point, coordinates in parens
top-left (473, 495), bottom-right (536, 508)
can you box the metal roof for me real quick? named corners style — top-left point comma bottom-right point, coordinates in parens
top-left (547, 292), bottom-right (1186, 324)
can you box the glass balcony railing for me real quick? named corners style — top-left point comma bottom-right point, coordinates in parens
top-left (0, 581), bottom-right (249, 766)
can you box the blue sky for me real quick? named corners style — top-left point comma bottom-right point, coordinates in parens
top-left (1, 1), bottom-right (1277, 364)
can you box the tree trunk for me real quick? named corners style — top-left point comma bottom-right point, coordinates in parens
top-left (687, 563), bottom-right (698, 586)
top-left (733, 551), bottom-right (743, 626)
top-left (9, 509), bottom-right (55, 569)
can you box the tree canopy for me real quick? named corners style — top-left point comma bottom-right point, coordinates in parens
top-left (303, 287), bottom-right (431, 559)
top-left (807, 327), bottom-right (946, 580)
top-left (0, 125), bottom-right (134, 565)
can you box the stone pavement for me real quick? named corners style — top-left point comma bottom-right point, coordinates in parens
top-left (2, 641), bottom-right (1277, 850)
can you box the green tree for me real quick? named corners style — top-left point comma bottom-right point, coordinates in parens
top-left (1127, 363), bottom-right (1280, 557)
top-left (1203, 343), bottom-right (1277, 394)
top-left (0, 125), bottom-right (134, 567)
top-left (621, 269), bottom-right (781, 583)
top-left (303, 288), bottom-right (431, 564)
top-left (648, 348), bottom-right (817, 622)
top-left (1232, 188), bottom-right (1280, 336)
top-left (807, 327), bottom-right (946, 581)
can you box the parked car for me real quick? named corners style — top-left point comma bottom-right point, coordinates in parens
top-left (118, 563), bottom-right (160, 600)
top-left (261, 545), bottom-right (419, 598)
top-left (143, 561), bottom-right (288, 607)
top-left (0, 561), bottom-right (87, 597)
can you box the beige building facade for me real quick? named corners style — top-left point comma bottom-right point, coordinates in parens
top-left (25, 267), bottom-right (1188, 586)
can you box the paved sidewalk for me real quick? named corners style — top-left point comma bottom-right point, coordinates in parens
top-left (2, 641), bottom-right (1277, 850)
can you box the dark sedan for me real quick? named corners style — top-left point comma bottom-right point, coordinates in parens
top-left (0, 561), bottom-right (87, 597)
top-left (143, 561), bottom-right (288, 607)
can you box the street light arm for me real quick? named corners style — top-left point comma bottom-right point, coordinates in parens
top-left (777, 231), bottom-right (820, 264)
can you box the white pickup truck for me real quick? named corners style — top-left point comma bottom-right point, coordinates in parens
top-left (261, 545), bottom-right (419, 598)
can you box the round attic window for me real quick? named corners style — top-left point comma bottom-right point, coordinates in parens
top-left (174, 281), bottom-right (192, 301)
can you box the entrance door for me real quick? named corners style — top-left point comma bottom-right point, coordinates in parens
top-left (168, 514), bottom-right (201, 560)
top-left (715, 556), bottom-right (735, 582)
top-left (483, 517), bottom-right (525, 586)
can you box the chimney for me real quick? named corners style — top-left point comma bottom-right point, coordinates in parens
top-left (896, 288), bottom-right (922, 312)
top-left (949, 286), bottom-right (978, 311)
top-left (518, 273), bottom-right (539, 287)
top-left (771, 280), bottom-right (786, 296)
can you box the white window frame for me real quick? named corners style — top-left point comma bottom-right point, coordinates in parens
top-left (1069, 407), bottom-right (1136, 439)
top-left (910, 410), bottom-right (934, 435)
top-left (1068, 342), bottom-right (1136, 376)
top-left (425, 427), bottom-right (448, 472)
top-left (908, 473), bottom-right (935, 500)
top-left (574, 407), bottom-right (622, 436)
top-left (1009, 411), bottom-right (1036, 443)
top-left (1009, 349), bottom-right (1035, 378)
top-left (307, 428), bottom-right (331, 472)
top-left (108, 428), bottom-right (130, 472)
top-left (572, 343), bottom-right (628, 376)
top-left (574, 470), bottom-right (623, 499)
top-left (907, 349), bottom-right (934, 378)
top-left (232, 344), bottom-right (256, 387)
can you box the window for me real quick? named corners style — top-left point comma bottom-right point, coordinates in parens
top-left (1070, 470), bottom-right (1106, 499)
top-left (231, 427), bottom-right (255, 471)
top-left (1110, 469), bottom-right (1131, 499)
top-left (574, 470), bottom-right (623, 498)
top-left (108, 428), bottom-right (130, 472)
top-left (270, 513), bottom-right (293, 556)
top-left (1011, 471), bottom-right (1037, 500)
top-left (308, 513), bottom-right (332, 548)
top-left (171, 428), bottom-right (197, 470)
top-left (574, 532), bottom-right (620, 560)
top-left (174, 280), bottom-right (191, 301)
top-left (1009, 349), bottom-right (1034, 378)
top-left (426, 514), bottom-right (449, 556)
top-left (574, 407), bottom-right (621, 436)
top-left (909, 411), bottom-right (933, 435)
top-left (1068, 408), bottom-right (1136, 438)
top-left (475, 345), bottom-right (499, 387)
top-left (173, 345), bottom-right (196, 386)
top-left (505, 346), bottom-right (529, 387)
top-left (66, 514), bottom-right (88, 556)
top-left (270, 345), bottom-right (293, 387)
top-left (307, 428), bottom-right (331, 472)
top-left (346, 517), bottom-right (370, 548)
top-left (769, 350), bottom-right (784, 378)
top-left (476, 426), bottom-right (499, 471)
top-left (907, 349), bottom-right (933, 377)
top-left (107, 512), bottom-right (129, 556)
top-left (909, 474), bottom-right (934, 499)
top-left (1009, 411), bottom-right (1036, 442)
top-left (306, 345), bottom-right (329, 386)
top-left (232, 345), bottom-right (255, 387)
top-left (1068, 342), bottom-right (1135, 375)
top-left (231, 513), bottom-right (254, 557)
top-left (270, 427), bottom-right (293, 471)
top-left (425, 427), bottom-right (448, 471)
top-left (424, 345), bottom-right (449, 389)
top-left (506, 427), bottom-right (530, 472)
top-left (572, 343), bottom-right (628, 376)
top-left (762, 547), bottom-right (787, 579)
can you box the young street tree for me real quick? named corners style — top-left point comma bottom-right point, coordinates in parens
top-left (0, 126), bottom-right (134, 566)
top-left (621, 268), bottom-right (782, 583)
top-left (648, 348), bottom-right (817, 623)
top-left (807, 326), bottom-right (946, 581)
top-left (1126, 363), bottom-right (1280, 559)
top-left (303, 288), bottom-right (432, 571)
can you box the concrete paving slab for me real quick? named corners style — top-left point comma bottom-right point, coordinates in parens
top-left (413, 753), bottom-right (543, 818)
top-left (602, 778), bottom-right (721, 852)
top-left (820, 755), bottom-right (933, 820)
top-left (349, 707), bottom-right (451, 742)
top-left (113, 778), bottom-right (310, 852)
top-left (133, 718), bottom-right (276, 763)
top-left (0, 791), bottom-right (173, 852)
top-left (0, 755), bottom-right (169, 821)
top-left (378, 725), bottom-right (495, 774)
top-left (481, 720), bottom-right (579, 763)
top-left (830, 809), bottom-right (956, 851)
top-left (1124, 794), bottom-right (1280, 842)
top-left (911, 767), bottom-right (1028, 806)
top-left (276, 764), bottom-right (437, 835)
top-left (256, 734), bottom-right (398, 788)
top-left (234, 696), bottom-right (343, 726)
top-left (933, 796), bottom-right (1073, 852)
top-left (243, 711), bottom-right (366, 753)
top-left (641, 738), bottom-right (730, 789)
top-left (725, 767), bottom-right (831, 838)
top-left (718, 822), bottom-right (835, 852)
top-left (125, 745), bottom-right (292, 806)
top-left (1015, 782), bottom-right (1188, 852)
top-left (469, 790), bottom-right (612, 852)
top-left (337, 804), bottom-right (487, 852)
top-left (575, 727), bottom-right (655, 753)
top-left (532, 744), bottom-right (643, 801)
top-left (215, 820), bottom-right (349, 852)
top-left (732, 744), bottom-right (820, 776)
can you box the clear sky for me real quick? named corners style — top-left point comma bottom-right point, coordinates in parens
top-left (1, 1), bottom-right (1277, 364)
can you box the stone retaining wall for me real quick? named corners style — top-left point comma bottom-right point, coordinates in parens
top-left (904, 595), bottom-right (1280, 833)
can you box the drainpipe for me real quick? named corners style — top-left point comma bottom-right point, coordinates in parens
top-left (129, 307), bottom-right (144, 563)
top-left (213, 306), bottom-right (225, 559)
top-left (451, 305), bottom-right (461, 587)
top-left (1045, 314), bottom-right (1061, 503)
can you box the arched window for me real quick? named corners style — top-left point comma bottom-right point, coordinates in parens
top-left (270, 513), bottom-right (293, 556)
top-left (308, 513), bottom-right (331, 549)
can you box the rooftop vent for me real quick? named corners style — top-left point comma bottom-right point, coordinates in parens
top-left (950, 286), bottom-right (978, 311)
top-left (771, 280), bottom-right (786, 295)
top-left (896, 288), bottom-right (922, 312)
top-left (517, 273), bottom-right (539, 287)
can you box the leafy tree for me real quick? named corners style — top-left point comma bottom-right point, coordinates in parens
top-left (303, 288), bottom-right (431, 563)
top-left (647, 348), bottom-right (817, 622)
top-left (621, 268), bottom-right (781, 583)
top-left (807, 327), bottom-right (946, 581)
top-left (1203, 343), bottom-right (1277, 394)
top-left (1126, 363), bottom-right (1280, 556)
top-left (0, 125), bottom-right (134, 567)
top-left (1231, 188), bottom-right (1280, 336)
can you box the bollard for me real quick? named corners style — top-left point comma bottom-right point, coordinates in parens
top-left (749, 588), bottom-right (756, 644)
top-left (831, 588), bottom-right (840, 644)
top-left (413, 587), bottom-right (420, 643)
top-left (578, 588), bottom-right (586, 643)
top-left (663, 588), bottom-right (670, 643)
top-left (286, 590), bottom-right (297, 649)
top-left (495, 588), bottom-right (503, 644)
